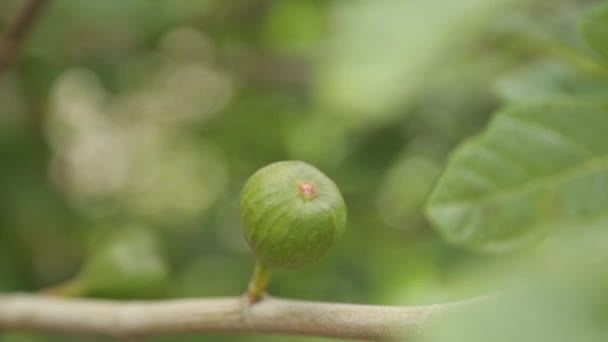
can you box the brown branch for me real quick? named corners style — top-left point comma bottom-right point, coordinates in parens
top-left (0, 0), bottom-right (50, 76)
top-left (0, 294), bottom-right (479, 340)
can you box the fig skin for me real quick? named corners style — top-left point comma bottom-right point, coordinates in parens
top-left (239, 161), bottom-right (347, 269)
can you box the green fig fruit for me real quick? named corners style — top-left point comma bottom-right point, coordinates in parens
top-left (239, 161), bottom-right (347, 269)
top-left (50, 227), bottom-right (169, 299)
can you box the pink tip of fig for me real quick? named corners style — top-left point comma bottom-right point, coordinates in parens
top-left (298, 182), bottom-right (316, 199)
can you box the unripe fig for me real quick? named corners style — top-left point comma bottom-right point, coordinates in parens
top-left (239, 161), bottom-right (347, 269)
top-left (45, 227), bottom-right (169, 299)
top-left (80, 227), bottom-right (168, 299)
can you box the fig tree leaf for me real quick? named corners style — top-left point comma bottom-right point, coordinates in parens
top-left (426, 100), bottom-right (608, 252)
top-left (581, 2), bottom-right (608, 61)
top-left (495, 61), bottom-right (608, 101)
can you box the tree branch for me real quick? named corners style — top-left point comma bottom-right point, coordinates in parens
top-left (0, 294), bottom-right (476, 340)
top-left (0, 0), bottom-right (50, 76)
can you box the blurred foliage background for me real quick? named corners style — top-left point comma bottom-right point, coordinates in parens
top-left (1, 0), bottom-right (607, 341)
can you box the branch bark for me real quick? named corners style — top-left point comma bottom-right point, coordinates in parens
top-left (0, 294), bottom-right (476, 340)
top-left (0, 0), bottom-right (50, 76)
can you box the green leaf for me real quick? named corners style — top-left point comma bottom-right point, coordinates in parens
top-left (581, 2), bottom-right (608, 61)
top-left (495, 61), bottom-right (608, 101)
top-left (314, 0), bottom-right (529, 130)
top-left (417, 228), bottom-right (608, 342)
top-left (426, 100), bottom-right (608, 252)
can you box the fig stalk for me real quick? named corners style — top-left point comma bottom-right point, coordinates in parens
top-left (247, 261), bottom-right (272, 302)
top-left (41, 277), bottom-right (85, 297)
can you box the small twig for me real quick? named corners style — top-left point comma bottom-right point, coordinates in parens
top-left (0, 0), bottom-right (50, 76)
top-left (0, 294), bottom-right (482, 340)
